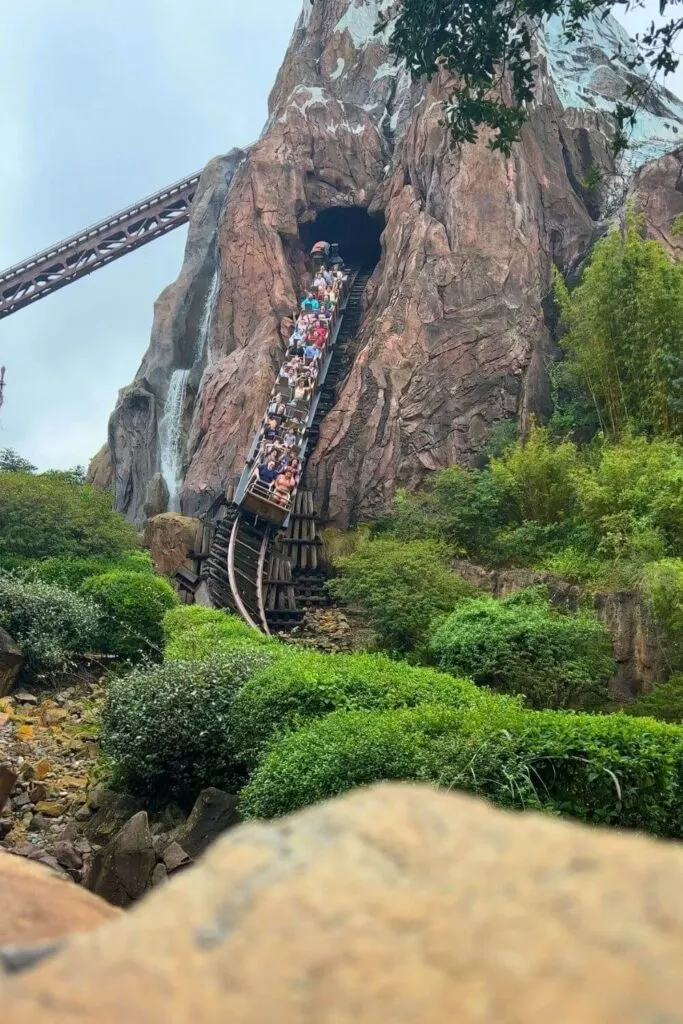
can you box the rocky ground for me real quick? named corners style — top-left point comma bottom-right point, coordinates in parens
top-left (0, 664), bottom-right (107, 881)
top-left (286, 607), bottom-right (376, 653)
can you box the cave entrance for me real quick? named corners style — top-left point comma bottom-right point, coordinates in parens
top-left (299, 206), bottom-right (384, 269)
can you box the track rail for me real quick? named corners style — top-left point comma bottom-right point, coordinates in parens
top-left (226, 514), bottom-right (271, 633)
top-left (0, 171), bottom-right (200, 319)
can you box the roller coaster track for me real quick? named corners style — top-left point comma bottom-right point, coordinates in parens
top-left (200, 267), bottom-right (372, 633)
top-left (0, 171), bottom-right (200, 319)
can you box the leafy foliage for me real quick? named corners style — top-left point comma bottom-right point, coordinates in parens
top-left (640, 558), bottom-right (683, 670)
top-left (554, 212), bottom-right (683, 439)
top-left (242, 699), bottom-right (683, 838)
top-left (490, 423), bottom-right (579, 525)
top-left (240, 705), bottom-right (459, 819)
top-left (25, 553), bottom-right (154, 591)
top-left (626, 674), bottom-right (683, 723)
top-left (381, 467), bottom-right (511, 560)
top-left (231, 647), bottom-right (479, 769)
top-left (428, 590), bottom-right (615, 709)
top-left (0, 448), bottom-right (36, 473)
top-left (0, 471), bottom-right (138, 560)
top-left (163, 605), bottom-right (276, 660)
top-left (327, 538), bottom-right (471, 654)
top-left (101, 651), bottom-right (273, 802)
top-left (571, 435), bottom-right (683, 561)
top-left (381, 0), bottom-right (683, 155)
top-left (81, 571), bottom-right (177, 660)
top-left (0, 573), bottom-right (99, 678)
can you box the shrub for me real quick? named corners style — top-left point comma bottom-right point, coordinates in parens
top-left (641, 558), bottom-right (683, 670)
top-left (231, 647), bottom-right (479, 768)
top-left (0, 573), bottom-right (99, 677)
top-left (0, 471), bottom-right (138, 560)
top-left (626, 675), bottom-right (683, 724)
top-left (101, 650), bottom-right (273, 802)
top-left (489, 424), bottom-right (580, 526)
top-left (428, 701), bottom-right (683, 836)
top-left (240, 705), bottom-right (460, 819)
top-left (163, 605), bottom-right (276, 660)
top-left (81, 571), bottom-right (177, 660)
top-left (572, 436), bottom-right (683, 560)
top-left (327, 538), bottom-right (471, 654)
top-left (26, 552), bottom-right (155, 591)
top-left (380, 467), bottom-right (511, 561)
top-left (242, 700), bottom-right (683, 839)
top-left (428, 590), bottom-right (615, 710)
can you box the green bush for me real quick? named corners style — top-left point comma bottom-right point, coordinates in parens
top-left (641, 558), bottom-right (683, 670)
top-left (0, 471), bottom-right (138, 560)
top-left (428, 590), bottom-right (615, 709)
top-left (379, 467), bottom-right (511, 561)
top-left (240, 705), bottom-right (460, 819)
top-left (327, 538), bottom-right (471, 654)
top-left (572, 436), bottom-right (683, 560)
top-left (26, 552), bottom-right (155, 591)
top-left (626, 675), bottom-right (683, 724)
top-left (81, 571), bottom-right (177, 660)
top-left (0, 573), bottom-right (99, 677)
top-left (163, 605), bottom-right (276, 660)
top-left (231, 647), bottom-right (479, 768)
top-left (101, 650), bottom-right (273, 802)
top-left (489, 424), bottom-right (580, 526)
top-left (241, 700), bottom-right (683, 838)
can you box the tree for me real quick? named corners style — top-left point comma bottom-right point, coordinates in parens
top-left (0, 448), bottom-right (36, 473)
top-left (554, 210), bottom-right (683, 439)
top-left (0, 471), bottom-right (138, 560)
top-left (379, 0), bottom-right (682, 155)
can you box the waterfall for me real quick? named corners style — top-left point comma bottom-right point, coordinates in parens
top-left (197, 268), bottom-right (219, 365)
top-left (157, 268), bottom-right (219, 512)
top-left (158, 368), bottom-right (190, 512)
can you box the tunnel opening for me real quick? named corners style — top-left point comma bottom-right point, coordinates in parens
top-left (299, 206), bottom-right (384, 269)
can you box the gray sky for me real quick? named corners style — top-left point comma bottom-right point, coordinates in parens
top-left (0, 1), bottom-right (680, 471)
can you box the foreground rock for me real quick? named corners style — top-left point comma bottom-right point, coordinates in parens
top-left (0, 850), bottom-right (119, 947)
top-left (5, 783), bottom-right (683, 1021)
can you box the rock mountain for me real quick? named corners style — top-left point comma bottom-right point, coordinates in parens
top-left (99, 0), bottom-right (683, 525)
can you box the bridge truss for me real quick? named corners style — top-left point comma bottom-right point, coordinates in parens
top-left (0, 171), bottom-right (200, 320)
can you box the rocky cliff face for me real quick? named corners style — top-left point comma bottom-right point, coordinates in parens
top-left (105, 0), bottom-right (683, 525)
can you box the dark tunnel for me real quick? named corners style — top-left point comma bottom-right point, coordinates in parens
top-left (299, 206), bottom-right (384, 269)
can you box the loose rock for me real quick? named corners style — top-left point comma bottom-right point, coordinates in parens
top-left (86, 811), bottom-right (156, 908)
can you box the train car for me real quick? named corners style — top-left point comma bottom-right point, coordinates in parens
top-left (310, 240), bottom-right (330, 267)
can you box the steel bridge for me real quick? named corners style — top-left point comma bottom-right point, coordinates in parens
top-left (0, 171), bottom-right (200, 320)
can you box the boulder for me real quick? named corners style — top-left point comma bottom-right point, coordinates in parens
top-left (143, 513), bottom-right (200, 578)
top-left (85, 811), bottom-right (156, 908)
top-left (0, 849), bottom-right (119, 947)
top-left (0, 628), bottom-right (23, 698)
top-left (5, 784), bottom-right (683, 1021)
top-left (170, 787), bottom-right (240, 860)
